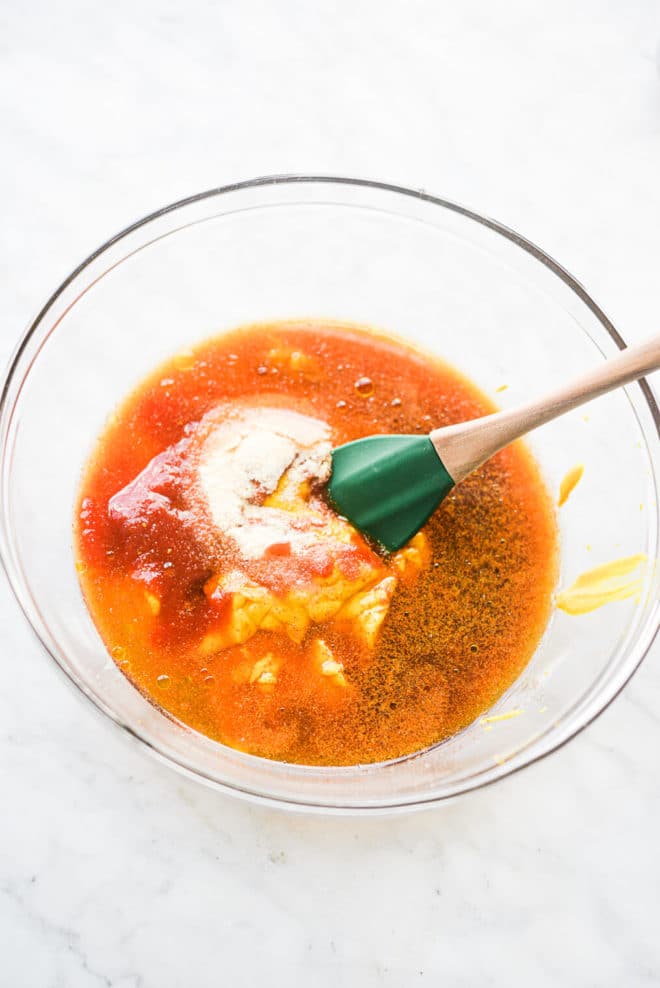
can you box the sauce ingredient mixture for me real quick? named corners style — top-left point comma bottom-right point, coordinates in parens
top-left (75, 321), bottom-right (558, 765)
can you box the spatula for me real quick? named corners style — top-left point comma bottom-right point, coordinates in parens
top-left (328, 336), bottom-right (660, 551)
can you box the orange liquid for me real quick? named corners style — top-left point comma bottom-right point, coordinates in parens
top-left (75, 321), bottom-right (558, 765)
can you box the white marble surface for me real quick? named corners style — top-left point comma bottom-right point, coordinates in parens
top-left (2, 1), bottom-right (660, 984)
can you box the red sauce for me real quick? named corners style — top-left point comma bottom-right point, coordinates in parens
top-left (75, 321), bottom-right (558, 765)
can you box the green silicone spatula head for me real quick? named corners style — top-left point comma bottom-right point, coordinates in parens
top-left (328, 335), bottom-right (660, 552)
top-left (328, 435), bottom-right (454, 551)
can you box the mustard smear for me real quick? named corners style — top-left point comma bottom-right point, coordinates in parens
top-left (557, 554), bottom-right (647, 615)
top-left (480, 709), bottom-right (523, 725)
top-left (558, 464), bottom-right (584, 507)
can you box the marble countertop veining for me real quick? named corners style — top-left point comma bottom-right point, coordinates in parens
top-left (2, 1), bottom-right (660, 985)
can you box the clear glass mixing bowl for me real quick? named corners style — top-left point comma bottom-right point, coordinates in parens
top-left (1, 176), bottom-right (658, 813)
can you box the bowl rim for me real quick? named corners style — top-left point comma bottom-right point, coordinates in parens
top-left (1, 173), bottom-right (659, 813)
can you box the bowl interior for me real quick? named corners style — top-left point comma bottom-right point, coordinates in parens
top-left (1, 178), bottom-right (658, 810)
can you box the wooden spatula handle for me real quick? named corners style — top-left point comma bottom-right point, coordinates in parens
top-left (431, 335), bottom-right (660, 483)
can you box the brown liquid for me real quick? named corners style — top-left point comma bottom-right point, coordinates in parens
top-left (75, 321), bottom-right (558, 765)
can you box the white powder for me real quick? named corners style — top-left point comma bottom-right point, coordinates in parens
top-left (197, 406), bottom-right (332, 558)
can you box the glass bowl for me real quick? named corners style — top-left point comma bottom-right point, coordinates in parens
top-left (1, 176), bottom-right (658, 813)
